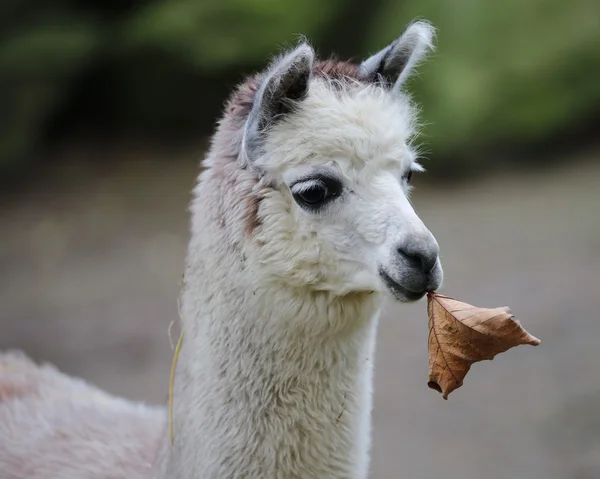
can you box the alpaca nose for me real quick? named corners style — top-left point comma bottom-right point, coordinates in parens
top-left (396, 236), bottom-right (439, 274)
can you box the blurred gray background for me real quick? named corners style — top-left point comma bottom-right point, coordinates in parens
top-left (1, 0), bottom-right (599, 478)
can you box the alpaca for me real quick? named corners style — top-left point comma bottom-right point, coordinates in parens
top-left (0, 20), bottom-right (443, 479)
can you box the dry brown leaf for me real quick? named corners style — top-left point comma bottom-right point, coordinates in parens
top-left (427, 292), bottom-right (540, 399)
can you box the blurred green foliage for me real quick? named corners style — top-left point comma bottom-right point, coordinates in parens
top-left (0, 19), bottom-right (98, 169)
top-left (120, 0), bottom-right (342, 70)
top-left (1, 0), bottom-right (599, 175)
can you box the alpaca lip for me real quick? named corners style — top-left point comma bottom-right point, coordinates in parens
top-left (378, 269), bottom-right (427, 302)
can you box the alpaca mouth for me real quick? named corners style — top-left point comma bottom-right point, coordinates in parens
top-left (378, 269), bottom-right (428, 302)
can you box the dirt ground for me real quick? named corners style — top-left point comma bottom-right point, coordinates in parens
top-left (1, 147), bottom-right (599, 479)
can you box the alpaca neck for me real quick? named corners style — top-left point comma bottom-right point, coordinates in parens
top-left (152, 158), bottom-right (384, 478)
top-left (156, 281), bottom-right (382, 479)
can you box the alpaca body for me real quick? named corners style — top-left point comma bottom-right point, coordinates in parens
top-left (0, 20), bottom-right (443, 479)
top-left (0, 351), bottom-right (165, 479)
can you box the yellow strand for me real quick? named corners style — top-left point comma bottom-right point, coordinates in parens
top-left (169, 330), bottom-right (184, 446)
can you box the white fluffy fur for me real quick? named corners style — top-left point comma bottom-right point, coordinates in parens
top-left (0, 20), bottom-right (441, 479)
top-left (156, 63), bottom-right (441, 477)
top-left (0, 351), bottom-right (165, 479)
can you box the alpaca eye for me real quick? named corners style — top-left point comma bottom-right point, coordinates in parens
top-left (290, 175), bottom-right (343, 211)
top-left (404, 170), bottom-right (413, 184)
top-left (296, 183), bottom-right (328, 206)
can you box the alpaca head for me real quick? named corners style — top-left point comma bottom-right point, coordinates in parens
top-left (209, 21), bottom-right (443, 305)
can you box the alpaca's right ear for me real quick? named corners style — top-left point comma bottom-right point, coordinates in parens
top-left (243, 43), bottom-right (314, 164)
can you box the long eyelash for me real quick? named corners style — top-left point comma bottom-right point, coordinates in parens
top-left (291, 175), bottom-right (343, 196)
top-left (289, 167), bottom-right (339, 186)
top-left (291, 180), bottom-right (323, 195)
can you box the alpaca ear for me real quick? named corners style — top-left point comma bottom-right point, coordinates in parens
top-left (243, 43), bottom-right (315, 163)
top-left (361, 20), bottom-right (435, 89)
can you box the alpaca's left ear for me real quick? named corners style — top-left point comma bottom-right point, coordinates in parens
top-left (361, 20), bottom-right (435, 89)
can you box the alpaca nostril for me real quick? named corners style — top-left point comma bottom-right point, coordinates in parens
top-left (397, 247), bottom-right (438, 274)
top-left (397, 249), bottom-right (422, 270)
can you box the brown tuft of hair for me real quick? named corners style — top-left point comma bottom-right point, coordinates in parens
top-left (222, 59), bottom-right (372, 131)
top-left (244, 193), bottom-right (264, 238)
top-left (313, 59), bottom-right (368, 82)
